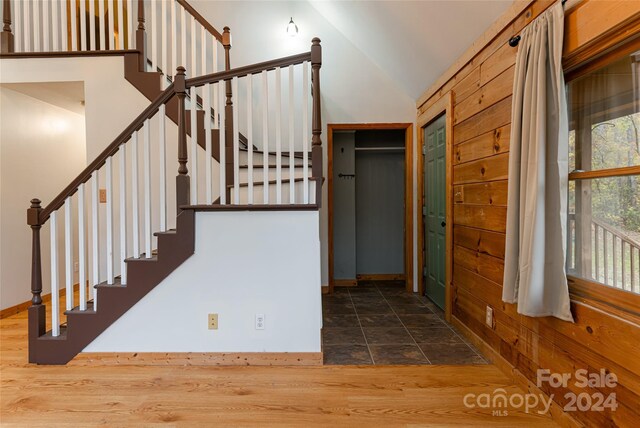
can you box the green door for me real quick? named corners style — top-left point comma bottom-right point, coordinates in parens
top-left (423, 114), bottom-right (446, 309)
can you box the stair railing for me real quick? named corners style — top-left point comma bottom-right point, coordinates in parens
top-left (184, 39), bottom-right (322, 206)
top-left (27, 40), bottom-right (323, 348)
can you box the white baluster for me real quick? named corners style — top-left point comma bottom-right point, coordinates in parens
top-left (180, 5), bottom-right (186, 68)
top-left (51, 0), bottom-right (58, 51)
top-left (80, 0), bottom-right (87, 50)
top-left (232, 77), bottom-right (240, 204)
top-left (204, 83), bottom-right (213, 204)
top-left (117, 0), bottom-right (124, 49)
top-left (33, 0), bottom-right (40, 51)
top-left (159, 105), bottom-right (167, 231)
top-left (288, 65), bottom-right (295, 204)
top-left (50, 211), bottom-right (60, 336)
top-left (119, 145), bottom-right (127, 285)
top-left (219, 82), bottom-right (226, 205)
top-left (106, 157), bottom-right (114, 284)
top-left (13, 0), bottom-right (21, 52)
top-left (78, 182), bottom-right (87, 311)
top-left (131, 131), bottom-right (140, 258)
top-left (127, 0), bottom-right (133, 49)
top-left (161, 0), bottom-right (168, 86)
top-left (70, 0), bottom-right (77, 50)
top-left (64, 197), bottom-right (73, 311)
top-left (89, 0), bottom-right (96, 50)
top-left (171, 0), bottom-right (177, 79)
top-left (302, 61), bottom-right (309, 204)
top-left (23, 0), bottom-right (30, 52)
top-left (42, 0), bottom-right (49, 51)
top-left (91, 171), bottom-right (99, 307)
top-left (107, 0), bottom-right (115, 49)
top-left (247, 73), bottom-right (253, 205)
top-left (275, 67), bottom-right (282, 204)
top-left (190, 18), bottom-right (198, 205)
top-left (144, 119), bottom-right (152, 258)
top-left (98, 0), bottom-right (106, 50)
top-left (151, 0), bottom-right (157, 72)
top-left (200, 26), bottom-right (206, 76)
top-left (262, 70), bottom-right (269, 204)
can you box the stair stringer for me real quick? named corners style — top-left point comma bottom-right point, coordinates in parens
top-left (28, 210), bottom-right (195, 365)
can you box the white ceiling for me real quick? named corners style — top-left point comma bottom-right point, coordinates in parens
top-left (1, 82), bottom-right (85, 115)
top-left (308, 0), bottom-right (512, 99)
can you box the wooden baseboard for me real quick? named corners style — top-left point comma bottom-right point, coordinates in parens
top-left (70, 352), bottom-right (324, 366)
top-left (356, 274), bottom-right (406, 281)
top-left (0, 283), bottom-right (80, 319)
top-left (451, 316), bottom-right (580, 428)
top-left (333, 279), bottom-right (358, 287)
top-left (321, 286), bottom-right (330, 294)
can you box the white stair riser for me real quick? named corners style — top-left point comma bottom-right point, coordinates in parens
top-left (238, 150), bottom-right (307, 166)
top-left (229, 181), bottom-right (317, 205)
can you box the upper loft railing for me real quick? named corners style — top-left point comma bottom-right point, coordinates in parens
top-left (0, 0), bottom-right (231, 84)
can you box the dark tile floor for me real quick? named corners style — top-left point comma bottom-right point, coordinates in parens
top-left (322, 281), bottom-right (487, 365)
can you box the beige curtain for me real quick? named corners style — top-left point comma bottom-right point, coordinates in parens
top-left (503, 2), bottom-right (574, 322)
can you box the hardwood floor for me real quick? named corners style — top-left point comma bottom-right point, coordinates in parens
top-left (0, 304), bottom-right (558, 426)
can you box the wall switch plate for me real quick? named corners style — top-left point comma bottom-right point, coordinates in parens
top-left (255, 314), bottom-right (265, 330)
top-left (485, 306), bottom-right (494, 328)
top-left (208, 313), bottom-right (218, 330)
top-left (99, 189), bottom-right (107, 203)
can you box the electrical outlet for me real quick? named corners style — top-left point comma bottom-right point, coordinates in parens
top-left (255, 314), bottom-right (265, 330)
top-left (485, 306), bottom-right (494, 328)
top-left (99, 188), bottom-right (107, 203)
top-left (208, 313), bottom-right (218, 330)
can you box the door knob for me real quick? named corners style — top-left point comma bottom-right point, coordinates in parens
top-left (441, 221), bottom-right (446, 227)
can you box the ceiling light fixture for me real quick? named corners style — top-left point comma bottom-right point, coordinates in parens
top-left (286, 17), bottom-right (298, 37)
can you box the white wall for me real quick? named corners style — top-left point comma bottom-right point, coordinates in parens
top-left (85, 210), bottom-right (322, 352)
top-left (192, 1), bottom-right (418, 289)
top-left (0, 87), bottom-right (86, 309)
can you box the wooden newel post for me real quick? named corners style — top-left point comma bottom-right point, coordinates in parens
top-left (1, 0), bottom-right (14, 53)
top-left (222, 27), bottom-right (234, 193)
top-left (27, 199), bottom-right (45, 362)
top-left (311, 38), bottom-right (323, 205)
top-left (175, 66), bottom-right (190, 213)
top-left (136, 0), bottom-right (147, 71)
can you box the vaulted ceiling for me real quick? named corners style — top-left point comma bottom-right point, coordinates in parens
top-left (198, 1), bottom-right (512, 101)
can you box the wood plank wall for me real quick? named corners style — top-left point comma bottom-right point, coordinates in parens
top-left (417, 1), bottom-right (640, 426)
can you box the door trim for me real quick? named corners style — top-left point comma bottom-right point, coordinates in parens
top-left (327, 123), bottom-right (414, 294)
top-left (417, 93), bottom-right (454, 322)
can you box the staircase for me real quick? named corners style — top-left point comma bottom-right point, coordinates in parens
top-left (2, 0), bottom-right (324, 364)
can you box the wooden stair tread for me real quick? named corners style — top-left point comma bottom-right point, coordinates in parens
top-left (94, 278), bottom-right (125, 288)
top-left (227, 177), bottom-right (305, 188)
top-left (64, 302), bottom-right (96, 316)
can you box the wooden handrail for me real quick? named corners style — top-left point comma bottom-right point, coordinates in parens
top-left (39, 84), bottom-right (176, 224)
top-left (176, 0), bottom-right (223, 42)
top-left (185, 52), bottom-right (312, 88)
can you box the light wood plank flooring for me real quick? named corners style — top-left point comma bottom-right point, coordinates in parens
top-left (0, 304), bottom-right (558, 426)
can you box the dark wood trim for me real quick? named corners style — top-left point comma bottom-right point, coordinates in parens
top-left (333, 279), bottom-right (358, 287)
top-left (327, 123), bottom-right (414, 294)
top-left (417, 92), bottom-right (454, 322)
top-left (39, 83), bottom-right (176, 224)
top-left (0, 50), bottom-right (138, 59)
top-left (1, 0), bottom-right (14, 54)
top-left (176, 0), bottom-right (223, 42)
top-left (181, 204), bottom-right (320, 212)
top-left (185, 52), bottom-right (312, 88)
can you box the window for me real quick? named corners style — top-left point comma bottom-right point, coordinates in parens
top-left (567, 47), bottom-right (640, 298)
